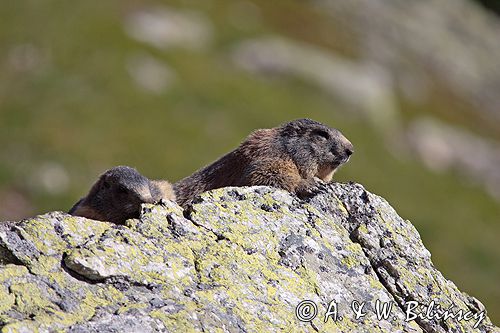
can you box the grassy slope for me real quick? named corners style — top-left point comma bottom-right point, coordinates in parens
top-left (0, 0), bottom-right (499, 323)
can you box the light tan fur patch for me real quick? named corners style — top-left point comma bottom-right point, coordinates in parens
top-left (151, 180), bottom-right (176, 201)
top-left (316, 165), bottom-right (337, 182)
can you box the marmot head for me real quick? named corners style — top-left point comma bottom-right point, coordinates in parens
top-left (87, 166), bottom-right (156, 224)
top-left (279, 118), bottom-right (354, 181)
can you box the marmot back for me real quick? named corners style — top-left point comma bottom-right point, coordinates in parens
top-left (174, 118), bottom-right (353, 207)
top-left (69, 166), bottom-right (175, 224)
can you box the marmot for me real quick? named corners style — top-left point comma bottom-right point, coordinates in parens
top-left (69, 166), bottom-right (175, 224)
top-left (174, 118), bottom-right (353, 207)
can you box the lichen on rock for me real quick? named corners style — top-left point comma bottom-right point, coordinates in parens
top-left (0, 183), bottom-right (498, 332)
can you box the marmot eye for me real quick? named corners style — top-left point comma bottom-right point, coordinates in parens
top-left (313, 130), bottom-right (330, 140)
top-left (103, 181), bottom-right (110, 189)
top-left (117, 185), bottom-right (128, 194)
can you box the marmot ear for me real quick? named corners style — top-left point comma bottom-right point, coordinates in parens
top-left (100, 175), bottom-right (111, 190)
top-left (283, 123), bottom-right (302, 136)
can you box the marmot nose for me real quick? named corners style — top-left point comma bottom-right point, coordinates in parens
top-left (345, 148), bottom-right (353, 157)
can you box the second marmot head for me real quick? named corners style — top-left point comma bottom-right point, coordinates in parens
top-left (69, 166), bottom-right (174, 224)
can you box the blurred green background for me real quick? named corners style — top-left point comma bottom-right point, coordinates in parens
top-left (1, 0), bottom-right (499, 323)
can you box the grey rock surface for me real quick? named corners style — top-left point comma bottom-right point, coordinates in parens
top-left (0, 184), bottom-right (498, 332)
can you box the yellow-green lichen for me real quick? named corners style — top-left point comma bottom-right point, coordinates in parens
top-left (341, 255), bottom-right (359, 269)
top-left (9, 282), bottom-right (58, 315)
top-left (0, 265), bottom-right (29, 282)
top-left (117, 302), bottom-right (148, 315)
top-left (0, 285), bottom-right (15, 313)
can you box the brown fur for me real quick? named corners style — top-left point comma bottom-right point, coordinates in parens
top-left (70, 203), bottom-right (105, 222)
top-left (174, 119), bottom-right (353, 207)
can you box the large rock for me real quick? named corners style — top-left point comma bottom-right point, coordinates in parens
top-left (0, 184), bottom-right (497, 332)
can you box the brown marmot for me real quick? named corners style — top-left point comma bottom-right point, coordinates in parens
top-left (69, 166), bottom-right (175, 224)
top-left (174, 118), bottom-right (353, 207)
